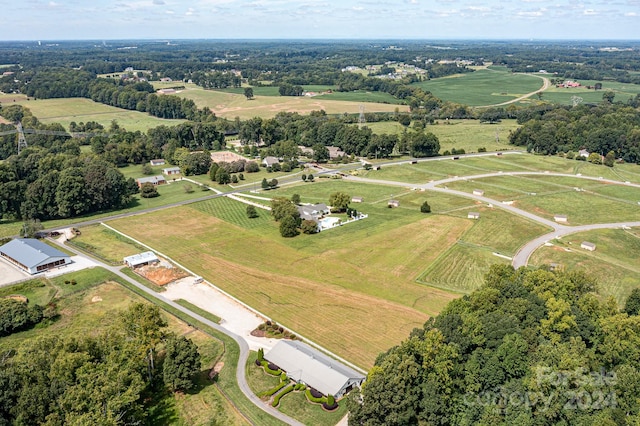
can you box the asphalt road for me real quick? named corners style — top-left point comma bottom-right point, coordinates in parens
top-left (50, 239), bottom-right (303, 426)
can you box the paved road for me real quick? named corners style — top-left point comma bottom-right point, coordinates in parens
top-left (49, 239), bottom-right (302, 426)
top-left (345, 171), bottom-right (640, 269)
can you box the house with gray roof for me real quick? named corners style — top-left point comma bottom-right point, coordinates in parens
top-left (135, 175), bottom-right (166, 188)
top-left (265, 340), bottom-right (365, 399)
top-left (0, 238), bottom-right (71, 274)
top-left (262, 156), bottom-right (280, 167)
top-left (297, 203), bottom-right (330, 222)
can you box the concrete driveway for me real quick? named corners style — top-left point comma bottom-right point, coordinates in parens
top-left (0, 257), bottom-right (30, 287)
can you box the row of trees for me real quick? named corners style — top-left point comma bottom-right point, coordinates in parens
top-left (349, 265), bottom-right (640, 425)
top-left (0, 303), bottom-right (201, 425)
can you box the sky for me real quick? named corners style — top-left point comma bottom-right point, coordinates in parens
top-left (4, 0), bottom-right (640, 41)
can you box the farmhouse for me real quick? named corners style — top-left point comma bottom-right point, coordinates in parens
top-left (162, 166), bottom-right (181, 175)
top-left (262, 156), bottom-right (280, 167)
top-left (298, 203), bottom-right (330, 221)
top-left (472, 189), bottom-right (485, 196)
top-left (351, 196), bottom-right (363, 203)
top-left (136, 175), bottom-right (166, 188)
top-left (578, 149), bottom-right (590, 158)
top-left (581, 241), bottom-right (597, 251)
top-left (327, 146), bottom-right (346, 160)
top-left (265, 340), bottom-right (365, 399)
top-left (298, 146), bottom-right (314, 156)
top-left (123, 251), bottom-right (159, 268)
top-left (468, 212), bottom-right (480, 220)
top-left (554, 214), bottom-right (568, 223)
top-left (150, 159), bottom-right (165, 166)
top-left (0, 238), bottom-right (71, 274)
top-left (388, 200), bottom-right (400, 208)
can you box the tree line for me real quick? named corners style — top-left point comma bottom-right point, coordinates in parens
top-left (349, 265), bottom-right (640, 425)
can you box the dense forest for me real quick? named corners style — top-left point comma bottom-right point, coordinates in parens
top-left (348, 265), bottom-right (640, 425)
top-left (0, 303), bottom-right (201, 425)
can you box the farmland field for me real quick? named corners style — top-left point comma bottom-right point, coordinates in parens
top-left (9, 96), bottom-right (185, 132)
top-left (362, 119), bottom-right (521, 153)
top-left (539, 78), bottom-right (640, 105)
top-left (411, 68), bottom-right (544, 106)
top-left (158, 84), bottom-right (408, 120)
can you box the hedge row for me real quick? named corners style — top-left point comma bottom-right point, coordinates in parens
top-left (261, 360), bottom-right (282, 376)
top-left (272, 385), bottom-right (295, 407)
top-left (260, 380), bottom-right (289, 398)
top-left (305, 388), bottom-right (327, 404)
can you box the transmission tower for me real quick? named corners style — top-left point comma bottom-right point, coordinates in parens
top-left (571, 96), bottom-right (583, 107)
top-left (16, 122), bottom-right (28, 154)
top-left (358, 104), bottom-right (365, 129)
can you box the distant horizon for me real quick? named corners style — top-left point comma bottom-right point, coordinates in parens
top-left (5, 0), bottom-right (639, 42)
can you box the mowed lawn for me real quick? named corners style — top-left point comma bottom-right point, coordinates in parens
top-left (12, 97), bottom-right (185, 132)
top-left (412, 68), bottom-right (544, 106)
top-left (108, 188), bottom-right (465, 367)
top-left (530, 228), bottom-right (640, 305)
top-left (164, 85), bottom-right (408, 120)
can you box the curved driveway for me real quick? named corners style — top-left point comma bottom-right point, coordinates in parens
top-left (345, 171), bottom-right (640, 269)
top-left (51, 239), bottom-right (302, 426)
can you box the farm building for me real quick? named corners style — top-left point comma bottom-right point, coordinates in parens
top-left (123, 251), bottom-right (159, 268)
top-left (298, 203), bottom-right (330, 222)
top-left (162, 167), bottom-right (181, 175)
top-left (262, 156), bottom-right (280, 167)
top-left (150, 159), bottom-right (165, 166)
top-left (298, 146), bottom-right (314, 156)
top-left (265, 340), bottom-right (365, 399)
top-left (136, 175), bottom-right (166, 188)
top-left (351, 196), bottom-right (363, 203)
top-left (473, 189), bottom-right (484, 196)
top-left (0, 238), bottom-right (71, 274)
top-left (468, 212), bottom-right (480, 220)
top-left (327, 146), bottom-right (346, 160)
top-left (554, 214), bottom-right (568, 223)
top-left (581, 241), bottom-right (597, 251)
top-left (388, 200), bottom-right (400, 208)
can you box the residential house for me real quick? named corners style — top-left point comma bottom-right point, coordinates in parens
top-left (162, 167), bottom-right (181, 175)
top-left (150, 159), bottom-right (165, 166)
top-left (327, 146), bottom-right (346, 160)
top-left (136, 175), bottom-right (166, 188)
top-left (262, 156), bottom-right (280, 167)
top-left (298, 203), bottom-right (330, 222)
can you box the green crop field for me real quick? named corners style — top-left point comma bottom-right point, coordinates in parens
top-left (361, 119), bottom-right (521, 153)
top-left (411, 68), bottom-right (544, 106)
top-left (159, 84), bottom-right (408, 120)
top-left (10, 96), bottom-right (185, 132)
top-left (530, 228), bottom-right (640, 305)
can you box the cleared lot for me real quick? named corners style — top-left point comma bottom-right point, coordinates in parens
top-left (0, 257), bottom-right (30, 287)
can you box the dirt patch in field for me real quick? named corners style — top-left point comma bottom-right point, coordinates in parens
top-left (91, 296), bottom-right (103, 303)
top-left (136, 264), bottom-right (188, 286)
top-left (3, 295), bottom-right (28, 303)
top-left (210, 151), bottom-right (249, 163)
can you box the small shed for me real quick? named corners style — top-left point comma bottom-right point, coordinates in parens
top-left (473, 189), bottom-right (485, 196)
top-left (136, 175), bottom-right (166, 188)
top-left (150, 159), bottom-right (165, 166)
top-left (554, 214), bottom-right (568, 223)
top-left (468, 212), bottom-right (480, 220)
top-left (581, 241), bottom-right (596, 251)
top-left (123, 251), bottom-right (159, 268)
top-left (351, 196), bottom-right (363, 203)
top-left (162, 166), bottom-right (181, 175)
top-left (388, 200), bottom-right (399, 208)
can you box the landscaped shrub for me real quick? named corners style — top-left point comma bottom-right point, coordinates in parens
top-left (260, 380), bottom-right (289, 397)
top-left (260, 360), bottom-right (281, 376)
top-left (294, 383), bottom-right (306, 391)
top-left (272, 384), bottom-right (295, 407)
top-left (280, 372), bottom-right (287, 382)
top-left (305, 387), bottom-right (326, 404)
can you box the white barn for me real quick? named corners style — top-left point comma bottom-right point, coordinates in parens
top-left (265, 340), bottom-right (365, 399)
top-left (124, 251), bottom-right (159, 268)
top-left (0, 238), bottom-right (71, 274)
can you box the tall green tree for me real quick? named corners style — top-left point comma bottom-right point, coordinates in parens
top-left (162, 335), bottom-right (201, 392)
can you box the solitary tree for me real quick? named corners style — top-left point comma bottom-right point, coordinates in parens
top-left (261, 178), bottom-right (269, 190)
top-left (291, 194), bottom-right (301, 204)
top-left (301, 174), bottom-right (307, 182)
top-left (279, 215), bottom-right (299, 238)
top-left (244, 87), bottom-right (254, 100)
top-left (420, 201), bottom-right (431, 213)
top-left (329, 192), bottom-right (351, 213)
top-left (246, 205), bottom-right (259, 219)
top-left (140, 182), bottom-right (159, 198)
top-left (269, 179), bottom-right (278, 189)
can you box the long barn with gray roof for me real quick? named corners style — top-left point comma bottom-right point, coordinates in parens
top-left (0, 238), bottom-right (71, 274)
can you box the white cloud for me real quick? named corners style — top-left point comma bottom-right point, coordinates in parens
top-left (185, 7), bottom-right (196, 15)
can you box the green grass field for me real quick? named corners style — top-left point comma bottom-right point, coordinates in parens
top-left (68, 224), bottom-right (149, 264)
top-left (361, 119), bottom-right (520, 153)
top-left (539, 79), bottom-right (640, 106)
top-left (412, 68), bottom-right (544, 106)
top-left (530, 228), bottom-right (640, 305)
top-left (8, 96), bottom-right (185, 132)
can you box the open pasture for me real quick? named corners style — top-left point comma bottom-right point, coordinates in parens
top-left (12, 97), bottom-right (185, 132)
top-left (411, 68), bottom-right (544, 106)
top-left (167, 85), bottom-right (408, 120)
top-left (108, 200), bottom-right (464, 367)
top-left (540, 79), bottom-right (640, 106)
top-left (69, 224), bottom-right (148, 264)
top-left (530, 228), bottom-right (640, 305)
